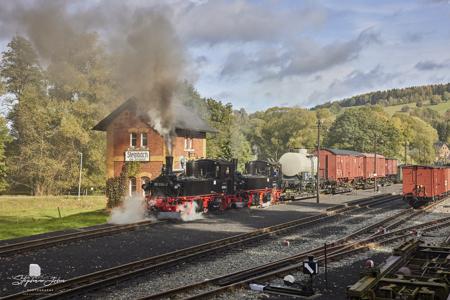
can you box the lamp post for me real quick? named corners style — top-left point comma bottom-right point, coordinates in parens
top-left (78, 152), bottom-right (83, 200)
top-left (316, 119), bottom-right (322, 204)
top-left (373, 136), bottom-right (383, 192)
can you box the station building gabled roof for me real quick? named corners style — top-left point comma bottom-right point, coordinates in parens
top-left (93, 97), bottom-right (217, 133)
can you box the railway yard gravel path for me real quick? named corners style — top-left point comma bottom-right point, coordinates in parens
top-left (216, 198), bottom-right (450, 300)
top-left (89, 195), bottom-right (409, 299)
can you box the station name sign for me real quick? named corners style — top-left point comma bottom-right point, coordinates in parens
top-left (125, 151), bottom-right (149, 162)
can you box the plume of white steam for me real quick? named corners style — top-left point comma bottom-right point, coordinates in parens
top-left (108, 195), bottom-right (153, 225)
top-left (157, 201), bottom-right (204, 221)
top-left (178, 201), bottom-right (204, 222)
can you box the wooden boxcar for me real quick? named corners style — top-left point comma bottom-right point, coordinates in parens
top-left (318, 149), bottom-right (363, 183)
top-left (385, 158), bottom-right (398, 177)
top-left (362, 153), bottom-right (386, 179)
top-left (402, 165), bottom-right (450, 208)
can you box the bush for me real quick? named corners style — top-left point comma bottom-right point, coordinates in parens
top-left (416, 100), bottom-right (423, 107)
top-left (430, 95), bottom-right (442, 105)
top-left (106, 163), bottom-right (128, 208)
top-left (401, 105), bottom-right (410, 112)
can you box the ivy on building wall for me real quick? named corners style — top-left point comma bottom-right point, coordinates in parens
top-left (105, 162), bottom-right (141, 208)
top-left (126, 161), bottom-right (141, 177)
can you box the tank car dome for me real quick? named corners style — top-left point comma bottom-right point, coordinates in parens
top-left (279, 151), bottom-right (317, 177)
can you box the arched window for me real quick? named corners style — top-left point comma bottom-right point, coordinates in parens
top-left (141, 176), bottom-right (150, 196)
top-left (129, 177), bottom-right (137, 196)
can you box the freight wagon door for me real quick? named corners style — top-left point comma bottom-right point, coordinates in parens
top-left (402, 167), bottom-right (415, 195)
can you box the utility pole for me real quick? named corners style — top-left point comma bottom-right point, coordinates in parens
top-left (404, 142), bottom-right (408, 164)
top-left (78, 152), bottom-right (83, 200)
top-left (373, 135), bottom-right (377, 192)
top-left (317, 119), bottom-right (321, 204)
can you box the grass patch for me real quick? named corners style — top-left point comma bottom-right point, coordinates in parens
top-left (0, 195), bottom-right (108, 240)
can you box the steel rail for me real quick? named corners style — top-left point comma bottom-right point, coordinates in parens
top-left (140, 208), bottom-right (414, 300)
top-left (178, 217), bottom-right (450, 300)
top-left (0, 193), bottom-right (392, 257)
top-left (141, 198), bottom-right (449, 300)
top-left (0, 219), bottom-right (164, 257)
top-left (0, 194), bottom-right (401, 300)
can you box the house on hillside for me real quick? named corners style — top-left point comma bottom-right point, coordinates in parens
top-left (93, 98), bottom-right (215, 196)
top-left (434, 141), bottom-right (450, 163)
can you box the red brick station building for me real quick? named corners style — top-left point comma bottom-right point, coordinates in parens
top-left (93, 98), bottom-right (215, 196)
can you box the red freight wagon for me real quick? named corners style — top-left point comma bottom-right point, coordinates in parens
top-left (385, 158), bottom-right (398, 181)
top-left (318, 149), bottom-right (363, 182)
top-left (402, 165), bottom-right (450, 208)
top-left (391, 159), bottom-right (398, 176)
top-left (362, 153), bottom-right (385, 179)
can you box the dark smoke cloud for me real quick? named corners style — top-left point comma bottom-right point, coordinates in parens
top-left (0, 0), bottom-right (186, 154)
top-left (113, 9), bottom-right (185, 153)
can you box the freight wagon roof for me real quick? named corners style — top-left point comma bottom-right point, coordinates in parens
top-left (324, 148), bottom-right (363, 156)
top-left (361, 152), bottom-right (385, 158)
top-left (402, 165), bottom-right (446, 169)
top-left (92, 97), bottom-right (217, 133)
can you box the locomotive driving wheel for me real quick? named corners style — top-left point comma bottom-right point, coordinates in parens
top-left (208, 196), bottom-right (226, 212)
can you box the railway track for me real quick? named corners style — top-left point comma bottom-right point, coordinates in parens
top-left (0, 193), bottom-right (391, 258)
top-left (0, 194), bottom-right (401, 300)
top-left (141, 199), bottom-right (450, 300)
top-left (0, 219), bottom-right (163, 257)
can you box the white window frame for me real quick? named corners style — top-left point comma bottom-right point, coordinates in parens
top-left (130, 133), bottom-right (137, 148)
top-left (141, 133), bottom-right (148, 149)
top-left (129, 177), bottom-right (137, 196)
top-left (184, 137), bottom-right (194, 151)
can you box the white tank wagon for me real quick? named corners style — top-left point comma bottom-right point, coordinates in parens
top-left (278, 149), bottom-right (317, 199)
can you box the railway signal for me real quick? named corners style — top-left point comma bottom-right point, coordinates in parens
top-left (303, 256), bottom-right (319, 275)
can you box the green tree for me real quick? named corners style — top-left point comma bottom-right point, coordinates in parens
top-left (205, 98), bottom-right (234, 160)
top-left (400, 105), bottom-right (410, 112)
top-left (392, 113), bottom-right (438, 164)
top-left (204, 98), bottom-right (253, 170)
top-left (0, 117), bottom-right (11, 192)
top-left (324, 107), bottom-right (400, 158)
top-left (430, 95), bottom-right (442, 105)
top-left (443, 92), bottom-right (450, 102)
top-left (232, 109), bottom-right (253, 170)
top-left (1, 35), bottom-right (114, 194)
top-left (6, 85), bottom-right (57, 194)
top-left (245, 107), bottom-right (318, 160)
top-left (0, 36), bottom-right (42, 98)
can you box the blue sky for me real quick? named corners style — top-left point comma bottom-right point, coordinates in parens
top-left (1, 0), bottom-right (449, 112)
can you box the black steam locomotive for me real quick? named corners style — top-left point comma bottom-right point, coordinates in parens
top-left (143, 156), bottom-right (282, 216)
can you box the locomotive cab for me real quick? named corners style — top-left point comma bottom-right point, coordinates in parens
top-left (185, 159), bottom-right (236, 195)
top-left (237, 160), bottom-right (281, 206)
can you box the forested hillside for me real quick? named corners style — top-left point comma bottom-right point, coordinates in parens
top-left (315, 83), bottom-right (450, 112)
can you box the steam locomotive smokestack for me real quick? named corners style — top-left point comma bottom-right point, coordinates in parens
top-left (165, 156), bottom-right (173, 174)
